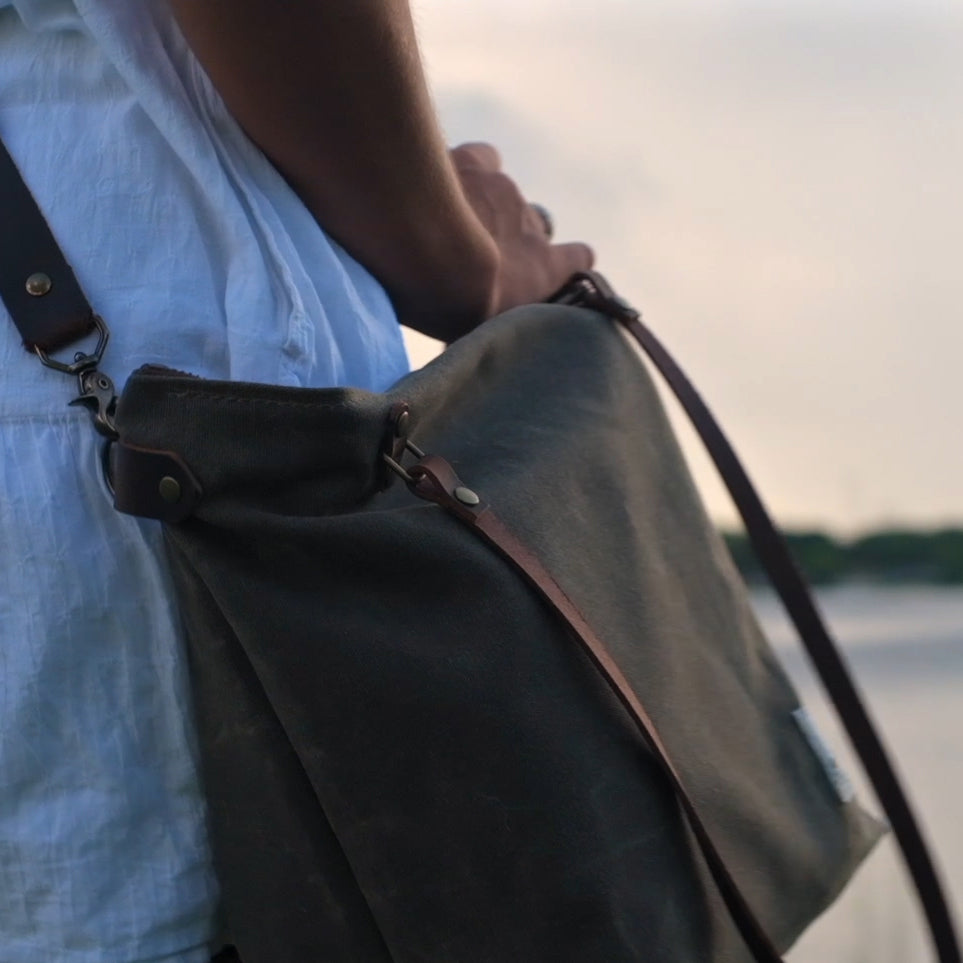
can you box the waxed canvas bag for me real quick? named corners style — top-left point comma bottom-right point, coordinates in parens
top-left (106, 285), bottom-right (884, 963)
top-left (3, 132), bottom-right (958, 963)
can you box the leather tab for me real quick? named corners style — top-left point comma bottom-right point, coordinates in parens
top-left (111, 442), bottom-right (203, 523)
top-left (0, 136), bottom-right (96, 351)
top-left (408, 454), bottom-right (489, 523)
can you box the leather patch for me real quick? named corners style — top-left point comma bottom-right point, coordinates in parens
top-left (111, 442), bottom-right (202, 523)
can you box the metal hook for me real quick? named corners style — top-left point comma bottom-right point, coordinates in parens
top-left (383, 439), bottom-right (426, 484)
top-left (68, 367), bottom-right (118, 439)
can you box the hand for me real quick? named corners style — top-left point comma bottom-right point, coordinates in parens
top-left (450, 143), bottom-right (596, 319)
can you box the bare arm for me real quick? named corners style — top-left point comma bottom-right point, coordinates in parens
top-left (167, 0), bottom-right (592, 340)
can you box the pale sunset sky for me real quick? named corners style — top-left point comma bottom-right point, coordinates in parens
top-left (406, 0), bottom-right (963, 535)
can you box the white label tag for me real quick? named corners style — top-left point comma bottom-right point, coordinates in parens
top-left (792, 707), bottom-right (856, 805)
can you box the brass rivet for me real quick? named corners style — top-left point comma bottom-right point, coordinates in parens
top-left (454, 486), bottom-right (480, 507)
top-left (158, 476), bottom-right (182, 504)
top-left (25, 272), bottom-right (52, 297)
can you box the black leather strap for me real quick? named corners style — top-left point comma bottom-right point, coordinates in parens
top-left (0, 134), bottom-right (95, 352)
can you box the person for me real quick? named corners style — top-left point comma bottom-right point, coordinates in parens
top-left (0, 0), bottom-right (593, 960)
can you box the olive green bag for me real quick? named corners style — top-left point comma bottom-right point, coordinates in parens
top-left (107, 279), bottom-right (886, 963)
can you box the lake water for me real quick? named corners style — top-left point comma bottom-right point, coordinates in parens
top-left (749, 585), bottom-right (963, 962)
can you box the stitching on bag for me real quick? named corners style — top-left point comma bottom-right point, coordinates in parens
top-left (164, 389), bottom-right (358, 411)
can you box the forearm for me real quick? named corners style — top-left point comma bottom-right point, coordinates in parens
top-left (168, 0), bottom-right (497, 339)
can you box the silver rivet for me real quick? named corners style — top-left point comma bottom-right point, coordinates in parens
top-left (158, 476), bottom-right (182, 504)
top-left (454, 486), bottom-right (480, 506)
top-left (25, 272), bottom-right (52, 297)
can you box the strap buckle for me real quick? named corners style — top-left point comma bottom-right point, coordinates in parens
top-left (33, 312), bottom-right (110, 374)
top-left (383, 440), bottom-right (427, 484)
top-left (549, 271), bottom-right (641, 323)
top-left (33, 314), bottom-right (118, 439)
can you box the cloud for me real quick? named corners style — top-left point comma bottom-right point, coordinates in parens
top-left (414, 4), bottom-right (963, 531)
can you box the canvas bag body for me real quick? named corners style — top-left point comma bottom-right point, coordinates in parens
top-left (112, 303), bottom-right (882, 963)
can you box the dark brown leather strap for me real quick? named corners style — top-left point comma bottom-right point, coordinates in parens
top-left (407, 454), bottom-right (784, 963)
top-left (0, 134), bottom-right (95, 352)
top-left (609, 303), bottom-right (962, 963)
top-left (546, 272), bottom-right (959, 963)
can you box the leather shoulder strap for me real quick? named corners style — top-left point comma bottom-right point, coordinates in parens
top-left (407, 454), bottom-right (785, 963)
top-left (558, 272), bottom-right (962, 963)
top-left (0, 134), bottom-right (95, 352)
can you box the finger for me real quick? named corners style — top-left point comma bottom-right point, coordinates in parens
top-left (450, 142), bottom-right (502, 173)
top-left (550, 242), bottom-right (596, 282)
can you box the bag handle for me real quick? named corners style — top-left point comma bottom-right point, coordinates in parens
top-left (559, 272), bottom-right (962, 963)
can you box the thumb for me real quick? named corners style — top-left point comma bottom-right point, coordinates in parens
top-left (548, 242), bottom-right (596, 290)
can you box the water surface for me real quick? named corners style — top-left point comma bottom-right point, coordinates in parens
top-left (751, 586), bottom-right (963, 962)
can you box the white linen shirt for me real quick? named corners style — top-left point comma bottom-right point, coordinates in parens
top-left (0, 2), bottom-right (410, 961)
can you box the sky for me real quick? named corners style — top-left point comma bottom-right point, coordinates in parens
top-left (405, 0), bottom-right (963, 534)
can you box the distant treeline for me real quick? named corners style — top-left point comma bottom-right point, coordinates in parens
top-left (722, 528), bottom-right (963, 586)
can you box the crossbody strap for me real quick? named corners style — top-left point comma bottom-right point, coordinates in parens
top-left (405, 452), bottom-right (785, 962)
top-left (0, 136), bottom-right (95, 352)
top-left (560, 273), bottom-right (962, 963)
top-left (0, 136), bottom-right (118, 435)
